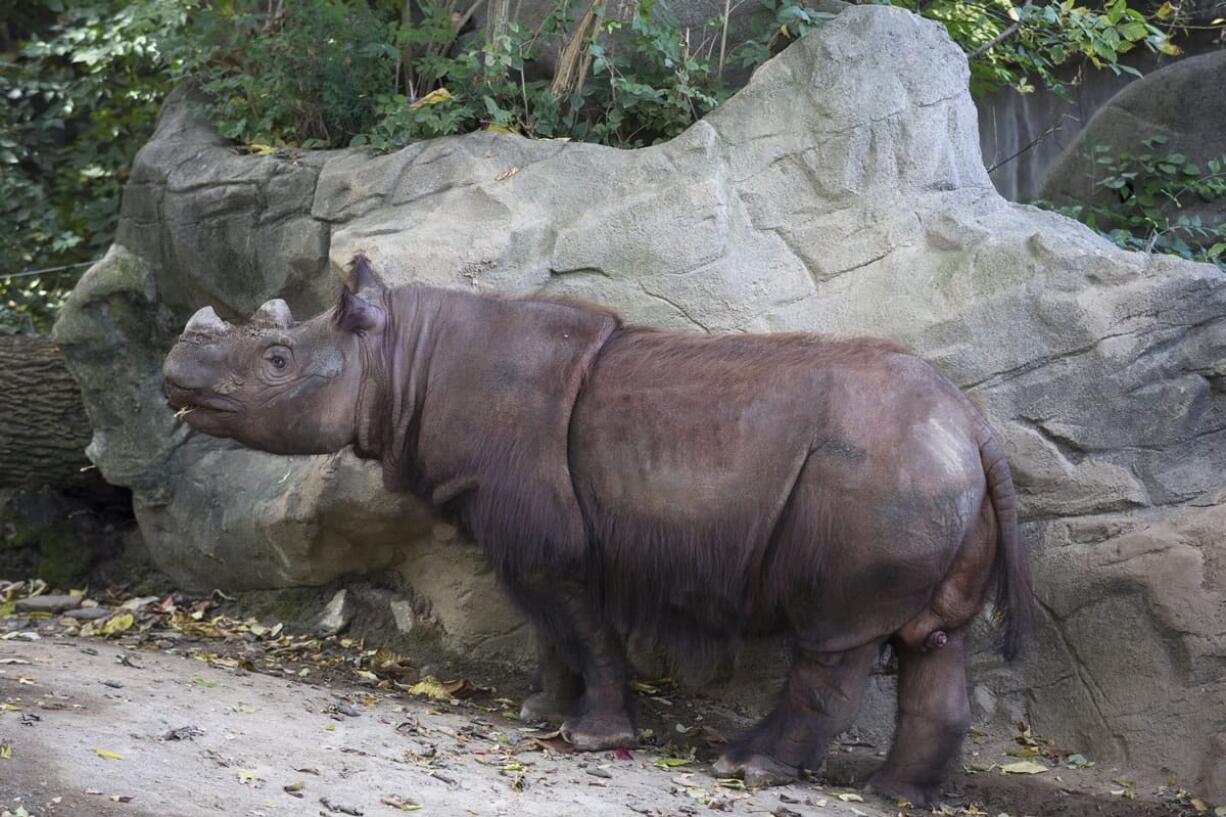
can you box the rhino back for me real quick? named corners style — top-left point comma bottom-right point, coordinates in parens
top-left (568, 328), bottom-right (987, 647)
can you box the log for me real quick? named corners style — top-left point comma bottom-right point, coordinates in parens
top-left (0, 335), bottom-right (94, 488)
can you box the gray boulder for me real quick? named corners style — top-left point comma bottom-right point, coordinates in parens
top-left (53, 5), bottom-right (1226, 800)
top-left (1040, 50), bottom-right (1226, 245)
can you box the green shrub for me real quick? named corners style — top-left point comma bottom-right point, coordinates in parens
top-left (181, 0), bottom-right (829, 151)
top-left (882, 0), bottom-right (1181, 96)
top-left (1040, 136), bottom-right (1226, 269)
top-left (0, 0), bottom-right (1193, 333)
top-left (170, 0), bottom-right (400, 147)
top-left (1, 1), bottom-right (182, 267)
top-left (1, 0), bottom-right (183, 331)
top-left (0, 274), bottom-right (72, 335)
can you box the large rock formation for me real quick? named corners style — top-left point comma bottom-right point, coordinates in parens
top-left (53, 5), bottom-right (1226, 800)
top-left (1039, 49), bottom-right (1226, 240)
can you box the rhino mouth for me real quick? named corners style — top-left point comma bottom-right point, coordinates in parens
top-left (163, 382), bottom-right (239, 416)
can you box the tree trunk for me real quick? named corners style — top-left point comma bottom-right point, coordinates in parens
top-left (0, 335), bottom-right (94, 489)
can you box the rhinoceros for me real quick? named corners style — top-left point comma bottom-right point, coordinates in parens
top-left (163, 255), bottom-right (1034, 806)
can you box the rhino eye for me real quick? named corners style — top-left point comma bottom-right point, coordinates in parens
top-left (262, 345), bottom-right (293, 375)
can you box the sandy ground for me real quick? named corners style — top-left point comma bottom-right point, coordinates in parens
top-left (0, 616), bottom-right (1214, 817)
top-left (2, 639), bottom-right (897, 817)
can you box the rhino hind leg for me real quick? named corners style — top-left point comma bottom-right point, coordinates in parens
top-left (714, 639), bottom-right (881, 786)
top-left (866, 629), bottom-right (970, 807)
top-left (520, 581), bottom-right (636, 750)
top-left (520, 639), bottom-right (584, 724)
top-left (558, 622), bottom-right (636, 750)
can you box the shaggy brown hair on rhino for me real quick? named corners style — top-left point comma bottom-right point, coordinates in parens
top-left (163, 254), bottom-right (1035, 807)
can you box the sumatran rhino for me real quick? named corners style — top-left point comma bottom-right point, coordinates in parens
top-left (163, 255), bottom-right (1034, 806)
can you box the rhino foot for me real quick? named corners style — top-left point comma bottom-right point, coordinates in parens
top-left (712, 751), bottom-right (798, 787)
top-left (560, 711), bottom-right (636, 751)
top-left (864, 771), bottom-right (943, 808)
top-left (519, 691), bottom-right (576, 725)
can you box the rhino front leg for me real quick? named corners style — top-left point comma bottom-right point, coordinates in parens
top-left (551, 585), bottom-right (636, 751)
top-left (715, 639), bottom-right (880, 786)
top-left (520, 637), bottom-right (583, 724)
top-left (866, 629), bottom-right (970, 807)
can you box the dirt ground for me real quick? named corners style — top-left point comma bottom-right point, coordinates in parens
top-left (0, 587), bottom-right (1217, 817)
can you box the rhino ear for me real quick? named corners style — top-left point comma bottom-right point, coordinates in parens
top-left (336, 286), bottom-right (382, 334)
top-left (347, 253), bottom-right (386, 300)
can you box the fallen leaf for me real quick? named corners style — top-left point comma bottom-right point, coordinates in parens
top-left (320, 795), bottom-right (364, 815)
top-left (284, 781), bottom-right (305, 798)
top-left (99, 613), bottom-right (134, 636)
top-left (95, 748), bottom-right (124, 760)
top-left (191, 677), bottom-right (217, 689)
top-left (0, 741), bottom-right (12, 760)
top-left (407, 677), bottom-right (451, 701)
top-left (653, 757), bottom-right (693, 769)
top-left (833, 792), bottom-right (864, 802)
top-left (495, 166), bottom-right (519, 182)
top-left (381, 794), bottom-right (422, 811)
top-left (109, 795), bottom-right (133, 803)
top-left (1001, 760), bottom-right (1049, 775)
top-left (1190, 799), bottom-right (1208, 814)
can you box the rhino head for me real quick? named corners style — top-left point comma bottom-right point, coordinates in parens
top-left (162, 256), bottom-right (388, 455)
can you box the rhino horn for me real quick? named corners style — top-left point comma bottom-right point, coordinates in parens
top-left (251, 298), bottom-right (293, 328)
top-left (184, 305), bottom-right (231, 336)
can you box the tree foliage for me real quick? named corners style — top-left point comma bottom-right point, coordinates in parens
top-left (0, 0), bottom-right (1195, 333)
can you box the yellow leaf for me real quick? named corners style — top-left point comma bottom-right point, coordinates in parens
top-left (408, 677), bottom-right (453, 701)
top-left (653, 757), bottom-right (692, 769)
top-left (834, 792), bottom-right (864, 802)
top-left (1155, 0), bottom-right (1174, 18)
top-left (495, 166), bottom-right (520, 182)
top-left (100, 613), bottom-right (134, 636)
top-left (1158, 38), bottom-right (1183, 55)
top-left (0, 741), bottom-right (12, 760)
top-left (410, 88), bottom-right (453, 109)
top-left (95, 748), bottom-right (124, 760)
top-left (1001, 760), bottom-right (1049, 774)
top-left (485, 124), bottom-right (515, 133)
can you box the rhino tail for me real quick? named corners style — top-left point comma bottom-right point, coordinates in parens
top-left (978, 423), bottom-right (1036, 662)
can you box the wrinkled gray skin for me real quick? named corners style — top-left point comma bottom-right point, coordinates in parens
top-left (164, 298), bottom-right (364, 455)
top-left (164, 259), bottom-right (1032, 807)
